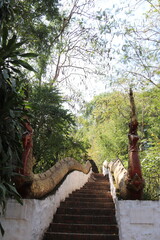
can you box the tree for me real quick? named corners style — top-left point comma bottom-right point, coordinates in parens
top-left (77, 92), bottom-right (130, 169)
top-left (136, 86), bottom-right (160, 199)
top-left (7, 0), bottom-right (62, 83)
top-left (100, 0), bottom-right (160, 89)
top-left (5, 0), bottom-right (105, 89)
top-left (121, 0), bottom-right (159, 87)
top-left (29, 83), bottom-right (87, 172)
top-left (78, 87), bottom-right (160, 199)
top-left (0, 1), bottom-right (38, 235)
top-left (49, 0), bottom-right (99, 81)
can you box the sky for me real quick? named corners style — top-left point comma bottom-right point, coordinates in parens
top-left (95, 0), bottom-right (120, 9)
top-left (57, 0), bottom-right (151, 111)
top-left (58, 0), bottom-right (120, 103)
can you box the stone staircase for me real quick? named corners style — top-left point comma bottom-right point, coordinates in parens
top-left (43, 173), bottom-right (119, 240)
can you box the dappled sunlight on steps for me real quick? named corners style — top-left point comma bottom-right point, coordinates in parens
top-left (43, 173), bottom-right (119, 240)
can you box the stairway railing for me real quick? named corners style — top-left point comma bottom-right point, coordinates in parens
top-left (15, 157), bottom-right (92, 199)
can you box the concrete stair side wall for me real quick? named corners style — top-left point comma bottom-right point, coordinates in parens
top-left (0, 169), bottom-right (92, 240)
top-left (103, 161), bottom-right (160, 240)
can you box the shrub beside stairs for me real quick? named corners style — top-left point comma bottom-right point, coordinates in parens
top-left (43, 173), bottom-right (119, 240)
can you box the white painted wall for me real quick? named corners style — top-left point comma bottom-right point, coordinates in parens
top-left (2, 161), bottom-right (160, 240)
top-left (0, 169), bottom-right (92, 240)
top-left (103, 161), bottom-right (160, 240)
top-left (117, 200), bottom-right (160, 240)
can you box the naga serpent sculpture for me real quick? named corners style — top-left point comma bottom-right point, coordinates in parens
top-left (14, 119), bottom-right (91, 199)
top-left (107, 89), bottom-right (145, 200)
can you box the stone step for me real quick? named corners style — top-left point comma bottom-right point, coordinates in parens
top-left (81, 183), bottom-right (110, 187)
top-left (65, 196), bottom-right (112, 203)
top-left (70, 192), bottom-right (112, 199)
top-left (60, 200), bottom-right (114, 208)
top-left (44, 232), bottom-right (119, 240)
top-left (75, 189), bottom-right (111, 194)
top-left (85, 179), bottom-right (109, 186)
top-left (56, 207), bottom-right (115, 216)
top-left (53, 214), bottom-right (117, 224)
top-left (82, 186), bottom-right (110, 191)
top-left (48, 223), bottom-right (118, 234)
top-left (88, 178), bottom-right (108, 183)
top-left (82, 182), bottom-right (110, 189)
top-left (91, 173), bottom-right (108, 178)
top-left (42, 173), bottom-right (119, 240)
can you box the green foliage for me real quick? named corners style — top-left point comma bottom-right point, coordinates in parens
top-left (8, 0), bottom-right (62, 81)
top-left (0, 27), bottom-right (37, 72)
top-left (0, 0), bottom-right (14, 27)
top-left (0, 26), bottom-right (37, 182)
top-left (137, 87), bottom-right (160, 200)
top-left (142, 144), bottom-right (160, 200)
top-left (79, 87), bottom-right (160, 199)
top-left (78, 92), bottom-right (129, 169)
top-left (0, 3), bottom-right (38, 234)
top-left (29, 84), bottom-right (87, 172)
top-left (9, 0), bottom-right (61, 48)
